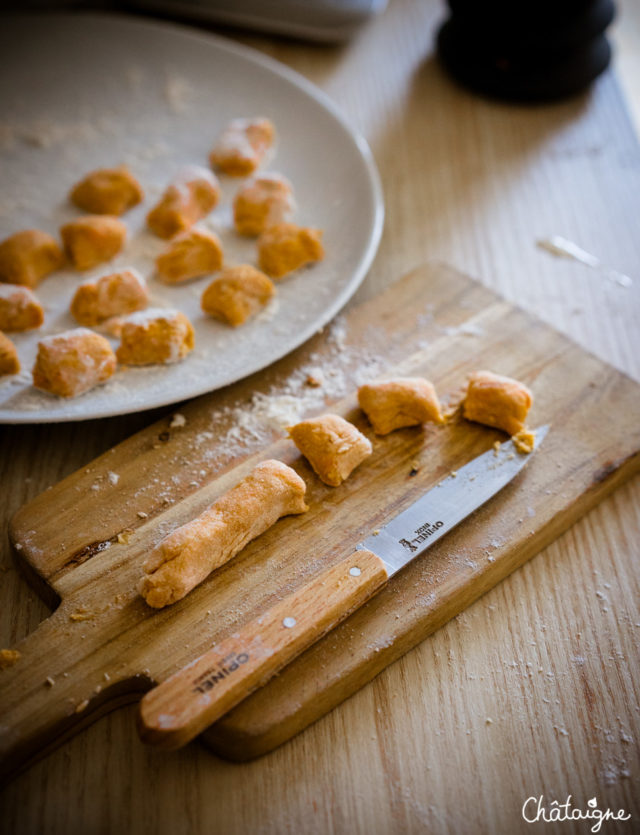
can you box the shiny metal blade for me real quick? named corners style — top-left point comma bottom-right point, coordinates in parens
top-left (357, 425), bottom-right (549, 577)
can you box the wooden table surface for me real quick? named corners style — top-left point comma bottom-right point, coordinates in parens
top-left (1, 1), bottom-right (638, 832)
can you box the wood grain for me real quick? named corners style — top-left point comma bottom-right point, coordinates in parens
top-left (2, 262), bottom-right (639, 784)
top-left (1, 0), bottom-right (639, 831)
top-left (139, 549), bottom-right (388, 748)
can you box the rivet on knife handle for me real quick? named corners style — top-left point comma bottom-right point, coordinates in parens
top-left (138, 549), bottom-right (388, 749)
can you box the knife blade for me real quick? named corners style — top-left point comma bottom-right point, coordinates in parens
top-left (138, 425), bottom-right (549, 749)
top-left (360, 424), bottom-right (550, 576)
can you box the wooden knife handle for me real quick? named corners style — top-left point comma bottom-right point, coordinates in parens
top-left (138, 549), bottom-right (388, 749)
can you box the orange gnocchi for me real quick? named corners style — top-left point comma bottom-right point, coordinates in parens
top-left (0, 230), bottom-right (64, 288)
top-left (358, 377), bottom-right (444, 435)
top-left (60, 216), bottom-right (127, 270)
top-left (116, 309), bottom-right (194, 366)
top-left (0, 332), bottom-right (20, 376)
top-left (155, 228), bottom-right (223, 284)
top-left (32, 328), bottom-right (116, 397)
top-left (0, 284), bottom-right (44, 332)
top-left (257, 222), bottom-right (324, 280)
top-left (70, 269), bottom-right (149, 326)
top-left (463, 370), bottom-right (532, 436)
top-left (288, 414), bottom-right (372, 487)
top-left (70, 166), bottom-right (143, 215)
top-left (209, 117), bottom-right (275, 177)
top-left (201, 264), bottom-right (275, 326)
top-left (233, 173), bottom-right (295, 236)
top-left (147, 166), bottom-right (221, 239)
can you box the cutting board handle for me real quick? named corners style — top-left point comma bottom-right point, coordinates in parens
top-left (138, 549), bottom-right (388, 749)
top-left (0, 606), bottom-right (142, 783)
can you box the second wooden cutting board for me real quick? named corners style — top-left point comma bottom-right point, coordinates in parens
top-left (5, 262), bottom-right (640, 776)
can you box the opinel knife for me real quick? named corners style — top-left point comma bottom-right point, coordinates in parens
top-left (139, 425), bottom-right (549, 749)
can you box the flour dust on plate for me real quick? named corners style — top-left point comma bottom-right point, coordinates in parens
top-left (0, 14), bottom-right (383, 423)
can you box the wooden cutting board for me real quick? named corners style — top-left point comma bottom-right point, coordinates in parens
top-left (3, 262), bottom-right (640, 780)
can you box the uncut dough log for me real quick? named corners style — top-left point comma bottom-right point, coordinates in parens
top-left (140, 459), bottom-right (309, 609)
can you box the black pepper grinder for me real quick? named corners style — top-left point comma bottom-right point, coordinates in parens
top-left (437, 0), bottom-right (616, 101)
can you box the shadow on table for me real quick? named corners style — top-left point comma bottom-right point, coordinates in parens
top-left (367, 53), bottom-right (594, 268)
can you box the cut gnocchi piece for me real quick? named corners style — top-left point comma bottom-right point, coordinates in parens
top-left (358, 377), bottom-right (444, 435)
top-left (32, 328), bottom-right (116, 397)
top-left (463, 370), bottom-right (532, 436)
top-left (116, 308), bottom-right (194, 365)
top-left (0, 230), bottom-right (64, 288)
top-left (147, 166), bottom-right (221, 239)
top-left (155, 228), bottom-right (223, 284)
top-left (257, 222), bottom-right (324, 280)
top-left (288, 414), bottom-right (372, 487)
top-left (0, 332), bottom-right (20, 376)
top-left (70, 166), bottom-right (143, 215)
top-left (140, 459), bottom-right (308, 608)
top-left (201, 264), bottom-right (275, 326)
top-left (70, 268), bottom-right (149, 326)
top-left (233, 173), bottom-right (295, 236)
top-left (0, 284), bottom-right (44, 332)
top-left (209, 117), bottom-right (275, 177)
top-left (60, 216), bottom-right (127, 270)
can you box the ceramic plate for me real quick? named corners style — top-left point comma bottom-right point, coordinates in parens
top-left (0, 14), bottom-right (383, 422)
